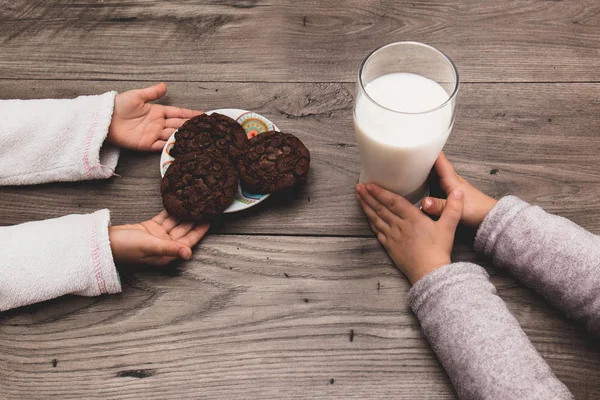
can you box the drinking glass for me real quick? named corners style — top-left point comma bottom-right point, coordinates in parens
top-left (353, 42), bottom-right (459, 205)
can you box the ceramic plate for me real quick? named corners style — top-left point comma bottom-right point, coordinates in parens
top-left (160, 109), bottom-right (279, 213)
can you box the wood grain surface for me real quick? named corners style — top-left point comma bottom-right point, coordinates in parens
top-left (1, 236), bottom-right (599, 399)
top-left (0, 0), bottom-right (599, 83)
top-left (1, 0), bottom-right (600, 399)
top-left (1, 80), bottom-right (599, 235)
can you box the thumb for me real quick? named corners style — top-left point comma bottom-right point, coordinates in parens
top-left (152, 238), bottom-right (192, 260)
top-left (434, 152), bottom-right (461, 186)
top-left (138, 82), bottom-right (167, 102)
top-left (438, 189), bottom-right (463, 230)
top-left (422, 196), bottom-right (446, 217)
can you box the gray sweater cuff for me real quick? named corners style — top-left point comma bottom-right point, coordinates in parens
top-left (474, 196), bottom-right (529, 257)
top-left (409, 262), bottom-right (490, 313)
top-left (471, 194), bottom-right (600, 335)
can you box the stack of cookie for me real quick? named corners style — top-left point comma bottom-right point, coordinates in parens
top-left (161, 113), bottom-right (310, 222)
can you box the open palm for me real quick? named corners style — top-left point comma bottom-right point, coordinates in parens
top-left (109, 210), bottom-right (210, 266)
top-left (107, 83), bottom-right (202, 151)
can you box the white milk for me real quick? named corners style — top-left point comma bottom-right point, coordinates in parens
top-left (354, 72), bottom-right (453, 203)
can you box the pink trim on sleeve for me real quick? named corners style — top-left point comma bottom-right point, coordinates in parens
top-left (89, 217), bottom-right (108, 294)
top-left (82, 107), bottom-right (101, 178)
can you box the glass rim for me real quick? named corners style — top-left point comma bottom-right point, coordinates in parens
top-left (357, 41), bottom-right (460, 115)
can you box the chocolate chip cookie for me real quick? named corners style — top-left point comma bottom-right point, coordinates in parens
top-left (237, 131), bottom-right (310, 194)
top-left (170, 113), bottom-right (249, 160)
top-left (161, 151), bottom-right (238, 221)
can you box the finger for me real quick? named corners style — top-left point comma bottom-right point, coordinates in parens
top-left (357, 184), bottom-right (408, 223)
top-left (161, 128), bottom-right (176, 140)
top-left (177, 223), bottom-right (210, 248)
top-left (151, 210), bottom-right (169, 224)
top-left (356, 185), bottom-right (394, 225)
top-left (377, 231), bottom-right (388, 246)
top-left (438, 189), bottom-right (463, 230)
top-left (165, 118), bottom-right (188, 129)
top-left (170, 221), bottom-right (195, 240)
top-left (369, 222), bottom-right (379, 234)
top-left (161, 216), bottom-right (180, 233)
top-left (152, 256), bottom-right (177, 266)
top-left (156, 239), bottom-right (192, 260)
top-left (357, 195), bottom-right (390, 234)
top-left (422, 196), bottom-right (446, 217)
top-left (138, 82), bottom-right (167, 102)
top-left (434, 151), bottom-right (458, 181)
top-left (150, 140), bottom-right (167, 151)
top-left (163, 106), bottom-right (203, 119)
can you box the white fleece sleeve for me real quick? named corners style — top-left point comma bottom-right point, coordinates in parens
top-left (0, 92), bottom-right (119, 185)
top-left (0, 210), bottom-right (122, 311)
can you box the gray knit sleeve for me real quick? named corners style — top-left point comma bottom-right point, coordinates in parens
top-left (409, 263), bottom-right (572, 400)
top-left (475, 196), bottom-right (600, 335)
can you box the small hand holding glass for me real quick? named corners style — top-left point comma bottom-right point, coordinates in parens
top-left (107, 82), bottom-right (202, 151)
top-left (356, 183), bottom-right (464, 284)
top-left (422, 152), bottom-right (497, 229)
top-left (109, 210), bottom-right (210, 266)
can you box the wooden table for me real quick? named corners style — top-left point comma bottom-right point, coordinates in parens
top-left (1, 1), bottom-right (600, 399)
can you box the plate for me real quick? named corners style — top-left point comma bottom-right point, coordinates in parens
top-left (160, 108), bottom-right (279, 213)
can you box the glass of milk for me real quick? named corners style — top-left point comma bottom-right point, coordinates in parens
top-left (354, 42), bottom-right (459, 205)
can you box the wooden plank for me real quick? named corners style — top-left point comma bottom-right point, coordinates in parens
top-left (0, 0), bottom-right (599, 83)
top-left (1, 80), bottom-right (600, 236)
top-left (0, 236), bottom-right (598, 399)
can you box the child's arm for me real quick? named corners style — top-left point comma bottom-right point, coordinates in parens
top-left (474, 196), bottom-right (600, 335)
top-left (410, 263), bottom-right (573, 400)
top-left (0, 210), bottom-right (209, 311)
top-left (0, 83), bottom-right (201, 186)
top-left (0, 210), bottom-right (120, 310)
top-left (423, 153), bottom-right (600, 335)
top-left (356, 184), bottom-right (572, 400)
top-left (0, 92), bottom-right (119, 185)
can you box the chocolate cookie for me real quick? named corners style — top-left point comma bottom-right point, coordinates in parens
top-left (170, 113), bottom-right (249, 160)
top-left (237, 131), bottom-right (310, 194)
top-left (161, 151), bottom-right (238, 222)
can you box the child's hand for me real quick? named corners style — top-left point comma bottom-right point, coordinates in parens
top-left (422, 152), bottom-right (497, 229)
top-left (109, 210), bottom-right (209, 266)
top-left (356, 183), bottom-right (463, 284)
top-left (107, 83), bottom-right (202, 151)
